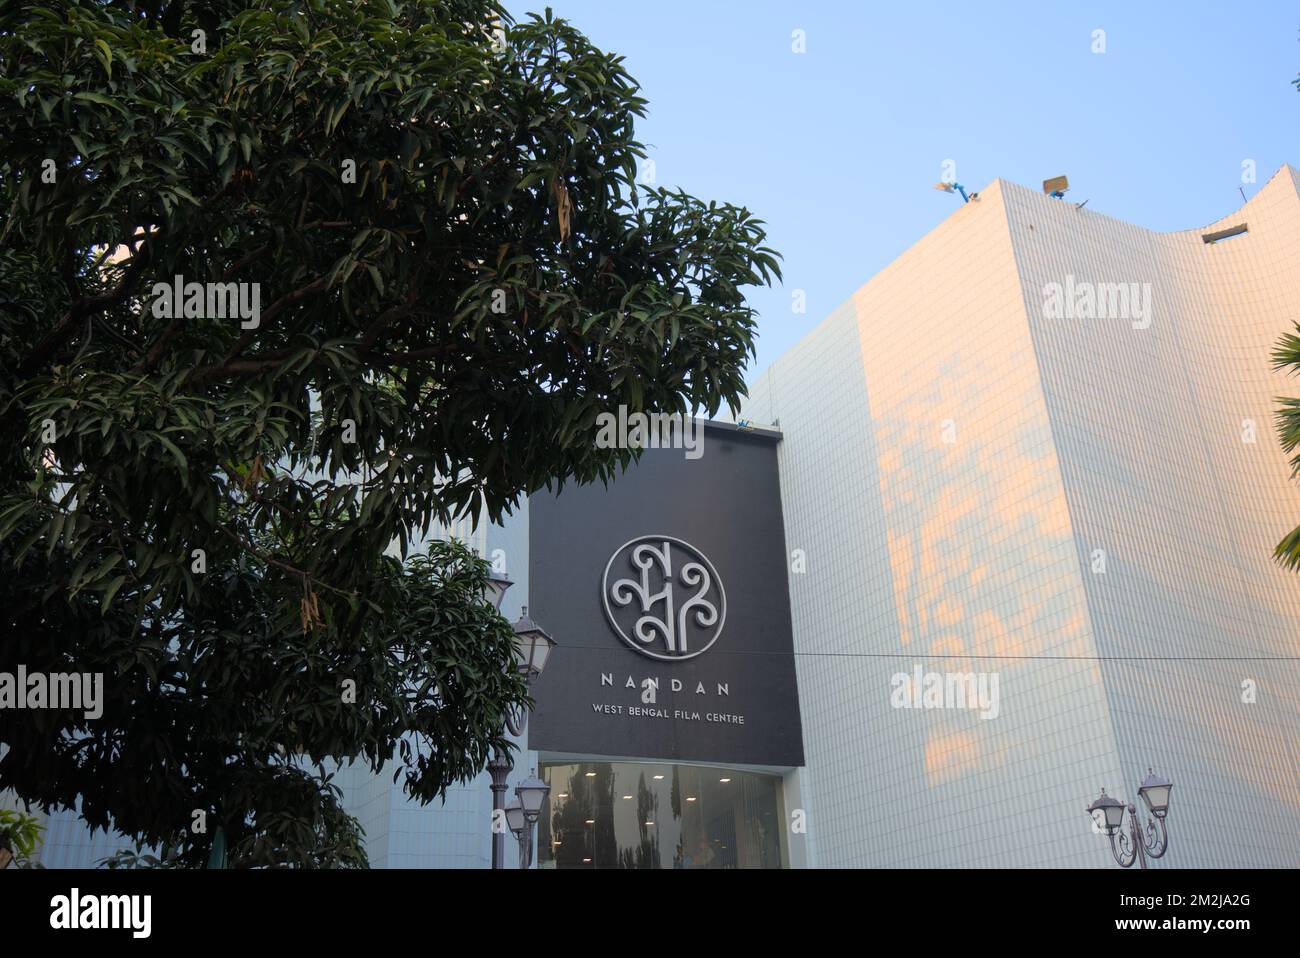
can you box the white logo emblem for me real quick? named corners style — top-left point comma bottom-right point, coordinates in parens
top-left (602, 536), bottom-right (726, 661)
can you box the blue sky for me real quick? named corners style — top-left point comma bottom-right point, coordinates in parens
top-left (508, 0), bottom-right (1300, 383)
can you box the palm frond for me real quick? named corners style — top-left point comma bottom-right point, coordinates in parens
top-left (1274, 522), bottom-right (1300, 571)
top-left (1271, 327), bottom-right (1300, 372)
top-left (1273, 398), bottom-right (1300, 461)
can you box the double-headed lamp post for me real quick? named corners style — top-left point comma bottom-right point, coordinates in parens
top-left (504, 770), bottom-right (551, 870)
top-left (1087, 769), bottom-right (1173, 868)
top-left (483, 569), bottom-right (555, 869)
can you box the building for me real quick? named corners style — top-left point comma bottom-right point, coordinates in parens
top-left (736, 164), bottom-right (1300, 867)
top-left (525, 421), bottom-right (807, 869)
top-left (16, 165), bottom-right (1300, 868)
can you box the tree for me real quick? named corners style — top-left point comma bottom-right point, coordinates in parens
top-left (0, 808), bottom-right (47, 868)
top-left (0, 0), bottom-right (779, 867)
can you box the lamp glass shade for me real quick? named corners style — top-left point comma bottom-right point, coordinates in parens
top-left (511, 607), bottom-right (556, 678)
top-left (484, 571), bottom-right (513, 611)
top-left (1138, 770), bottom-right (1173, 817)
top-left (504, 800), bottom-right (526, 836)
top-left (1103, 803), bottom-right (1125, 830)
top-left (516, 771), bottom-right (550, 819)
top-left (1088, 791), bottom-right (1125, 833)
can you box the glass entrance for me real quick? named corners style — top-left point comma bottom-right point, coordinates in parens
top-left (536, 762), bottom-right (786, 869)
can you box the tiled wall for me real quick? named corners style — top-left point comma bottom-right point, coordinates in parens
top-left (744, 167), bottom-right (1300, 867)
top-left (1006, 167), bottom-right (1300, 867)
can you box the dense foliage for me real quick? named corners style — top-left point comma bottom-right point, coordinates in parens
top-left (0, 0), bottom-right (778, 866)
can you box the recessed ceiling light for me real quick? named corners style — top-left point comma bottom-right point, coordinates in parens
top-left (585, 772), bottom-right (596, 777)
top-left (583, 857), bottom-right (592, 863)
top-left (622, 795), bottom-right (633, 800)
top-left (585, 819), bottom-right (595, 824)
top-left (653, 774), bottom-right (664, 780)
top-left (686, 797), bottom-right (697, 802)
top-left (719, 778), bottom-right (731, 783)
top-left (645, 821), bottom-right (655, 826)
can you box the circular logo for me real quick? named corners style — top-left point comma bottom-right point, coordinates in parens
top-left (601, 535), bottom-right (727, 661)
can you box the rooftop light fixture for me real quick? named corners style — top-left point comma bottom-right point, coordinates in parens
top-left (934, 180), bottom-right (972, 203)
top-left (1043, 174), bottom-right (1069, 199)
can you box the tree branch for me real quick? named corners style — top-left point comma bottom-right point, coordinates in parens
top-left (18, 244), bottom-right (152, 377)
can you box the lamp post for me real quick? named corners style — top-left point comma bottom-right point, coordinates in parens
top-left (484, 570), bottom-right (515, 870)
top-left (1087, 769), bottom-right (1173, 868)
top-left (483, 564), bottom-right (556, 869)
top-left (506, 607), bottom-right (555, 737)
top-left (505, 769), bottom-right (551, 870)
top-left (487, 751), bottom-right (513, 870)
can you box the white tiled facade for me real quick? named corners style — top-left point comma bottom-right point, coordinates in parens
top-left (741, 166), bottom-right (1300, 867)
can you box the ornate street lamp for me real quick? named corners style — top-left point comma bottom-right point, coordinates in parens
top-left (1138, 768), bottom-right (1173, 818)
top-left (504, 799), bottom-right (527, 869)
top-left (510, 607), bottom-right (555, 677)
top-left (484, 569), bottom-right (513, 612)
top-left (1088, 788), bottom-right (1125, 835)
top-left (505, 770), bottom-right (551, 870)
top-left (485, 572), bottom-right (516, 870)
top-left (1087, 769), bottom-right (1172, 868)
top-left (516, 769), bottom-right (550, 821)
top-left (485, 591), bottom-right (558, 870)
top-left (505, 607), bottom-right (555, 737)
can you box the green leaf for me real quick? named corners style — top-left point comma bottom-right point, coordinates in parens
top-left (73, 91), bottom-right (124, 113)
top-left (101, 575), bottom-right (126, 614)
top-left (94, 38), bottom-right (113, 77)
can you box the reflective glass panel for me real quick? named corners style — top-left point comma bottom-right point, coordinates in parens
top-left (537, 762), bottom-right (785, 869)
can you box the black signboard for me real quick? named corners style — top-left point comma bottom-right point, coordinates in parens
top-left (528, 422), bottom-right (805, 767)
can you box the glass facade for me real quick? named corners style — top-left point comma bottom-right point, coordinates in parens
top-left (537, 762), bottom-right (786, 869)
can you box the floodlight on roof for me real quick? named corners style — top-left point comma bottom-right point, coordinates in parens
top-left (934, 181), bottom-right (970, 203)
top-left (1043, 175), bottom-right (1069, 199)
